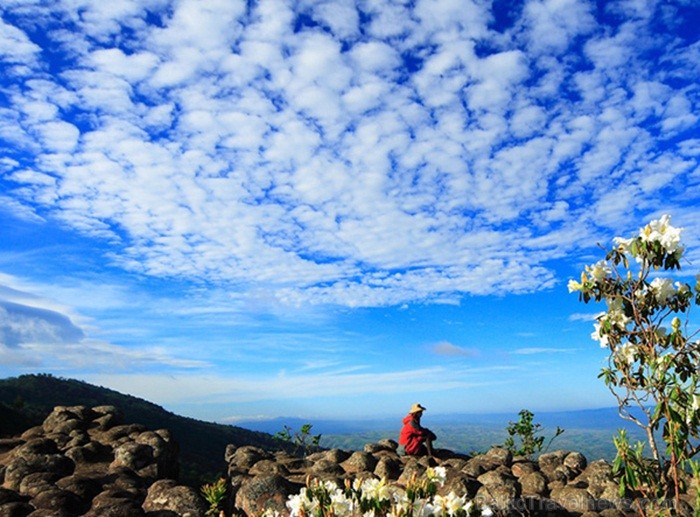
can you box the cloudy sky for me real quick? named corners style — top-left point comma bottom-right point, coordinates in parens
top-left (1, 0), bottom-right (699, 424)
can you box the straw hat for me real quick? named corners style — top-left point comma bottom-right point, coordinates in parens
top-left (409, 403), bottom-right (426, 414)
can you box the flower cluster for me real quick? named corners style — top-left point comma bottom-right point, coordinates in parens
top-left (261, 467), bottom-right (492, 517)
top-left (639, 214), bottom-right (683, 253)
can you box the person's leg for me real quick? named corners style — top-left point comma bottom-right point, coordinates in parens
top-left (424, 437), bottom-right (434, 457)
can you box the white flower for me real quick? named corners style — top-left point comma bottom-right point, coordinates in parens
top-left (585, 260), bottom-right (611, 282)
top-left (613, 236), bottom-right (635, 253)
top-left (617, 343), bottom-right (637, 365)
top-left (286, 493), bottom-right (310, 516)
top-left (639, 214), bottom-right (683, 253)
top-left (650, 277), bottom-right (675, 303)
top-left (434, 493), bottom-right (467, 515)
top-left (606, 298), bottom-right (630, 329)
top-left (404, 499), bottom-right (434, 517)
top-left (419, 502), bottom-right (437, 517)
top-left (591, 321), bottom-right (610, 348)
top-left (361, 478), bottom-right (391, 502)
top-left (330, 490), bottom-right (354, 515)
top-left (567, 278), bottom-right (582, 292)
top-left (463, 501), bottom-right (494, 517)
top-left (426, 466), bottom-right (447, 486)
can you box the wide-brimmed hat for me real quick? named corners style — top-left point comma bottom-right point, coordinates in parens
top-left (409, 403), bottom-right (426, 414)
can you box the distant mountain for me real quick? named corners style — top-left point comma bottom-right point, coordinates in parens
top-left (231, 416), bottom-right (399, 435)
top-left (236, 407), bottom-right (648, 462)
top-left (0, 374), bottom-right (286, 487)
top-left (235, 406), bottom-right (644, 435)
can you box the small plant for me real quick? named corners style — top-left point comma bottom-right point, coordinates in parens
top-left (504, 409), bottom-right (564, 458)
top-left (274, 423), bottom-right (322, 456)
top-left (201, 477), bottom-right (227, 516)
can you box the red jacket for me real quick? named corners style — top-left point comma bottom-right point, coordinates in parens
top-left (399, 414), bottom-right (429, 455)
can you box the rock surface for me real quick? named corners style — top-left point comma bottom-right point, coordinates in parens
top-left (0, 405), bottom-right (204, 516)
top-left (223, 444), bottom-right (698, 516)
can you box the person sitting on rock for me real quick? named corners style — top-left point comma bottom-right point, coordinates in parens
top-left (399, 403), bottom-right (437, 457)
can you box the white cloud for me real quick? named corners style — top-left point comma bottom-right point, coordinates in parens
top-left (512, 347), bottom-right (576, 355)
top-left (568, 312), bottom-right (598, 322)
top-left (521, 0), bottom-right (597, 54)
top-left (1, 0), bottom-right (698, 310)
top-left (432, 341), bottom-right (477, 357)
top-left (0, 273), bottom-right (208, 370)
top-left (0, 17), bottom-right (41, 66)
top-left (80, 364), bottom-right (511, 408)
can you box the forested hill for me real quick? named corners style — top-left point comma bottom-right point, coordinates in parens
top-left (0, 373), bottom-right (284, 485)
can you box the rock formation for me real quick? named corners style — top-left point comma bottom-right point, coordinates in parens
top-left (2, 406), bottom-right (698, 516)
top-left (0, 405), bottom-right (207, 516)
top-left (224, 441), bottom-right (698, 517)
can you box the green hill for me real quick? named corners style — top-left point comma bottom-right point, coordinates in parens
top-left (0, 373), bottom-right (286, 487)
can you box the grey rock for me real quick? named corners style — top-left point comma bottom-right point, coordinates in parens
top-left (374, 456), bottom-right (402, 480)
top-left (550, 485), bottom-right (595, 514)
top-left (341, 451), bottom-right (377, 474)
top-left (234, 474), bottom-right (302, 516)
top-left (142, 479), bottom-right (208, 517)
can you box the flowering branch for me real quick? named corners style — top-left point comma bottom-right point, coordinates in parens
top-left (569, 214), bottom-right (700, 515)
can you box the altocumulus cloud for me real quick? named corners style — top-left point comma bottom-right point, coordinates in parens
top-left (1, 0), bottom-right (699, 308)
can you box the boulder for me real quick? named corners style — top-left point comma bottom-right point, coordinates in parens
top-left (85, 488), bottom-right (146, 516)
top-left (4, 452), bottom-right (75, 491)
top-left (520, 470), bottom-right (548, 497)
top-left (476, 469), bottom-right (520, 512)
top-left (550, 485), bottom-right (595, 514)
top-left (142, 479), bottom-right (208, 516)
top-left (538, 450), bottom-right (568, 482)
top-left (30, 487), bottom-right (85, 514)
top-left (42, 407), bottom-right (90, 435)
top-left (0, 501), bottom-right (34, 517)
top-left (111, 443), bottom-right (154, 472)
top-left (511, 459), bottom-right (537, 478)
top-left (341, 451), bottom-right (377, 474)
top-left (234, 474), bottom-right (302, 516)
top-left (374, 456), bottom-right (402, 480)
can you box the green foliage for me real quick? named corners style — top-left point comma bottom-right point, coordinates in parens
top-left (275, 423), bottom-right (322, 456)
top-left (571, 215), bottom-right (700, 515)
top-left (504, 409), bottom-right (564, 458)
top-left (201, 477), bottom-right (227, 516)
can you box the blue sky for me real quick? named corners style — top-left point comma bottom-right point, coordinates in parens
top-left (1, 0), bottom-right (699, 425)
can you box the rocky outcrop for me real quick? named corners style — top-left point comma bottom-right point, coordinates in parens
top-left (3, 407), bottom-right (698, 516)
top-left (0, 405), bottom-right (205, 516)
top-left (223, 441), bottom-right (697, 516)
